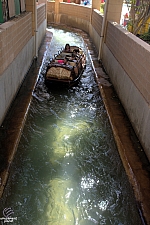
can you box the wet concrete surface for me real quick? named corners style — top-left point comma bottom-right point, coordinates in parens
top-left (0, 28), bottom-right (150, 224)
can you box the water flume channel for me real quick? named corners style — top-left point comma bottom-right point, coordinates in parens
top-left (0, 26), bottom-right (143, 225)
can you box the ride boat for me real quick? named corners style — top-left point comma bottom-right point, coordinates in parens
top-left (44, 44), bottom-right (86, 87)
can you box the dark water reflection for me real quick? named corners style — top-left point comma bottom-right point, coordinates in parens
top-left (0, 27), bottom-right (143, 225)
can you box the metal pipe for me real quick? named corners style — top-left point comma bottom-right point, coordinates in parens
top-left (34, 0), bottom-right (38, 59)
top-left (98, 0), bottom-right (109, 61)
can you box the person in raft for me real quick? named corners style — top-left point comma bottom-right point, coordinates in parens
top-left (57, 56), bottom-right (68, 65)
top-left (65, 43), bottom-right (71, 52)
top-left (64, 56), bottom-right (69, 65)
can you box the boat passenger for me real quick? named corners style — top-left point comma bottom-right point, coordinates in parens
top-left (65, 44), bottom-right (71, 52)
top-left (73, 48), bottom-right (79, 54)
top-left (73, 49), bottom-right (80, 58)
top-left (64, 56), bottom-right (69, 65)
top-left (57, 59), bottom-right (64, 64)
top-left (72, 51), bottom-right (76, 59)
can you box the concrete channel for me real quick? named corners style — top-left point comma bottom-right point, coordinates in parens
top-left (0, 27), bottom-right (150, 225)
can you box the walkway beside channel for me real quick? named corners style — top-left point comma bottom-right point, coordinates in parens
top-left (0, 29), bottom-right (150, 225)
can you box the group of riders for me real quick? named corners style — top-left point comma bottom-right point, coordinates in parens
top-left (63, 43), bottom-right (84, 66)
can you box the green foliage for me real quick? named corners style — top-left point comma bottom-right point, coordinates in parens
top-left (139, 27), bottom-right (150, 44)
top-left (100, 3), bottom-right (105, 14)
top-left (125, 0), bottom-right (150, 35)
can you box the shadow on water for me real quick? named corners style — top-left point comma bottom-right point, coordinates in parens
top-left (0, 26), bottom-right (143, 225)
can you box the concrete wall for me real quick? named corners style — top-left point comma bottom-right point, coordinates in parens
top-left (0, 3), bottom-right (47, 125)
top-left (37, 3), bottom-right (47, 48)
top-left (102, 22), bottom-right (150, 160)
top-left (0, 37), bottom-right (34, 125)
top-left (0, 12), bottom-right (32, 76)
top-left (59, 3), bottom-right (90, 32)
top-left (0, 12), bottom-right (33, 125)
top-left (47, 2), bottom-right (150, 161)
top-left (47, 1), bottom-right (55, 23)
top-left (89, 9), bottom-right (103, 51)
